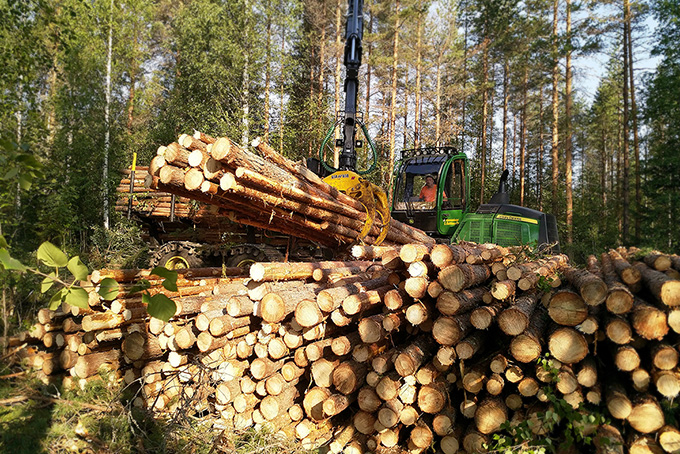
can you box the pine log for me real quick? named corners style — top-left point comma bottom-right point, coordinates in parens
top-left (628, 394), bottom-right (665, 433)
top-left (332, 361), bottom-right (367, 395)
top-left (615, 345), bottom-right (641, 371)
top-left (474, 397), bottom-right (508, 434)
top-left (634, 262), bottom-right (680, 307)
top-left (548, 326), bottom-right (588, 364)
top-left (631, 298), bottom-right (669, 340)
top-left (417, 381), bottom-right (448, 414)
top-left (438, 264), bottom-right (491, 293)
top-left (430, 244), bottom-right (469, 269)
top-left (456, 331), bottom-right (486, 360)
top-left (644, 252), bottom-right (672, 271)
top-left (651, 343), bottom-right (679, 370)
top-left (509, 307), bottom-right (549, 363)
top-left (548, 288), bottom-right (588, 326)
top-left (342, 285), bottom-right (392, 315)
top-left (394, 336), bottom-right (437, 377)
top-left (658, 425), bottom-right (680, 454)
top-left (653, 370), bottom-right (680, 399)
top-left (432, 313), bottom-right (473, 346)
top-left (436, 287), bottom-right (486, 316)
top-left (498, 292), bottom-right (539, 335)
top-left (490, 280), bottom-right (516, 301)
top-left (562, 266), bottom-right (607, 306)
top-left (605, 315), bottom-right (634, 345)
top-left (470, 302), bottom-right (504, 330)
top-left (73, 349), bottom-right (121, 379)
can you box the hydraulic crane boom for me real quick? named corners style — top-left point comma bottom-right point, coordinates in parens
top-left (317, 0), bottom-right (390, 246)
top-left (339, 0), bottom-right (363, 171)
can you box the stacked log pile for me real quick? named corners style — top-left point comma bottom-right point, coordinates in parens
top-left (115, 166), bottom-right (223, 222)
top-left (144, 132), bottom-right (435, 248)
top-left (10, 246), bottom-right (680, 453)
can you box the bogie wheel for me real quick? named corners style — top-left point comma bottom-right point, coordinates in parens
top-left (225, 244), bottom-right (283, 270)
top-left (150, 242), bottom-right (204, 270)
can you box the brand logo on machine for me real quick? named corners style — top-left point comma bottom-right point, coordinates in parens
top-left (497, 214), bottom-right (538, 225)
top-left (443, 219), bottom-right (459, 225)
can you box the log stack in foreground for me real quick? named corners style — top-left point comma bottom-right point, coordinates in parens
top-left (10, 245), bottom-right (680, 453)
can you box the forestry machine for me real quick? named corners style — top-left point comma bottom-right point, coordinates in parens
top-left (315, 0), bottom-right (560, 252)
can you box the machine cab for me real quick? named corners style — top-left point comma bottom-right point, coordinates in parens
top-left (391, 147), bottom-right (469, 238)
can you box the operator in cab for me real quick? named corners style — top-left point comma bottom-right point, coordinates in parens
top-left (419, 174), bottom-right (437, 202)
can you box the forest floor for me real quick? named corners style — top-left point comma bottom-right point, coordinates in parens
top-left (0, 364), bottom-right (310, 454)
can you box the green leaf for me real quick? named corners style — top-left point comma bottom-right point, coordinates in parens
top-left (37, 242), bottom-right (68, 268)
top-left (151, 266), bottom-right (178, 284)
top-left (97, 278), bottom-right (120, 301)
top-left (0, 235), bottom-right (7, 249)
top-left (0, 248), bottom-right (27, 271)
top-left (18, 174), bottom-right (31, 190)
top-left (41, 272), bottom-right (57, 293)
top-left (65, 287), bottom-right (89, 308)
top-left (128, 279), bottom-right (151, 294)
top-left (67, 256), bottom-right (89, 281)
top-left (49, 289), bottom-right (65, 310)
top-left (146, 294), bottom-right (176, 322)
top-left (142, 293), bottom-right (151, 305)
top-left (162, 279), bottom-right (178, 292)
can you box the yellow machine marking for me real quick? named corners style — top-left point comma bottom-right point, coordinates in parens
top-left (496, 214), bottom-right (538, 225)
top-left (443, 219), bottom-right (459, 226)
top-left (323, 170), bottom-right (390, 245)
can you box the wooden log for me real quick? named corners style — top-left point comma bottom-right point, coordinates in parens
top-left (563, 266), bottom-right (608, 306)
top-left (498, 292), bottom-right (539, 335)
top-left (600, 253), bottom-right (635, 314)
top-left (332, 361), bottom-right (367, 395)
top-left (651, 343), bottom-right (679, 370)
top-left (438, 264), bottom-right (491, 293)
top-left (260, 385), bottom-right (298, 421)
top-left (593, 424), bottom-right (624, 454)
top-left (609, 249), bottom-right (642, 286)
top-left (405, 300), bottom-right (435, 326)
top-left (410, 420), bottom-right (434, 449)
top-left (404, 276), bottom-right (429, 299)
top-left (474, 397), bottom-right (508, 434)
top-left (400, 243), bottom-right (431, 264)
top-left (456, 331), bottom-right (486, 360)
top-left (470, 302), bottom-right (504, 330)
top-left (417, 381), bottom-right (448, 414)
top-left (644, 252), bottom-right (672, 271)
top-left (250, 358), bottom-right (285, 381)
top-left (209, 315), bottom-right (251, 337)
top-left (342, 285), bottom-right (392, 315)
top-left (653, 370), bottom-right (680, 399)
top-left (547, 326), bottom-right (588, 364)
top-left (432, 313), bottom-right (473, 346)
top-left (122, 332), bottom-right (163, 361)
top-left (631, 298), bottom-right (669, 340)
top-left (490, 280), bottom-right (516, 301)
top-left (73, 349), bottom-right (121, 379)
top-left (436, 287), bottom-right (486, 316)
top-left (615, 345), bottom-right (641, 371)
top-left (634, 262), bottom-right (680, 307)
top-left (509, 307), bottom-right (548, 363)
top-left (627, 394), bottom-right (665, 433)
top-left (547, 288), bottom-right (588, 326)
top-left (316, 274), bottom-right (390, 312)
top-left (394, 336), bottom-right (437, 377)
top-left (605, 314), bottom-right (634, 345)
top-left (430, 244), bottom-right (469, 269)
top-left (658, 425), bottom-right (680, 454)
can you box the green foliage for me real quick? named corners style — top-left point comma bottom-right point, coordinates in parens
top-left (486, 354), bottom-right (609, 453)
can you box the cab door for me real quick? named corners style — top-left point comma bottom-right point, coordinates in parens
top-left (437, 156), bottom-right (468, 236)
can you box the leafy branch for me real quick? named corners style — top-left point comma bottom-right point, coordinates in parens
top-left (0, 237), bottom-right (178, 322)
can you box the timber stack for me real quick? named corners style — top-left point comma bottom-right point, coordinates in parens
top-left (9, 246), bottom-right (680, 453)
top-left (115, 166), bottom-right (223, 223)
top-left (144, 131), bottom-right (434, 248)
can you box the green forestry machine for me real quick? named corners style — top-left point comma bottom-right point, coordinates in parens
top-left (315, 0), bottom-right (560, 252)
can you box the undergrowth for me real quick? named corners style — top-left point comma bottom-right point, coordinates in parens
top-left (0, 367), bottom-right (312, 454)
